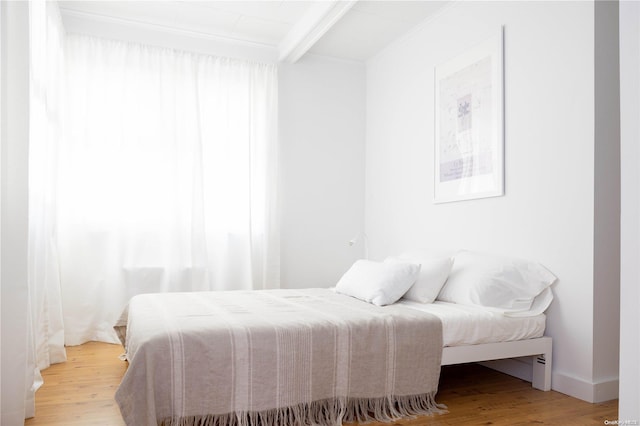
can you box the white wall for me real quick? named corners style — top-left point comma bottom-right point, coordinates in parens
top-left (366, 0), bottom-right (617, 402)
top-left (619, 0), bottom-right (640, 419)
top-left (279, 54), bottom-right (366, 289)
top-left (593, 0), bottom-right (620, 401)
top-left (1, 1), bottom-right (33, 423)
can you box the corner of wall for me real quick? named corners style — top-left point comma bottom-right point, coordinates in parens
top-left (1, 2), bottom-right (34, 423)
top-left (593, 0), bottom-right (621, 388)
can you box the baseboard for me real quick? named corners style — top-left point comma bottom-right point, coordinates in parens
top-left (552, 372), bottom-right (619, 403)
top-left (480, 359), bottom-right (619, 403)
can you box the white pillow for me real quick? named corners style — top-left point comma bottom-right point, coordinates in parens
top-left (504, 287), bottom-right (554, 317)
top-left (437, 251), bottom-right (557, 313)
top-left (385, 255), bottom-right (453, 304)
top-left (335, 259), bottom-right (421, 306)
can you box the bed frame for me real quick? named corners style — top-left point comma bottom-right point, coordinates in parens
top-left (441, 336), bottom-right (552, 391)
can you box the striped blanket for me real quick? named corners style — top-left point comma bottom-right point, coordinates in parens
top-left (114, 288), bottom-right (445, 426)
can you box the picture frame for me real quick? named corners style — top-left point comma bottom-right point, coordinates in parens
top-left (434, 29), bottom-right (504, 204)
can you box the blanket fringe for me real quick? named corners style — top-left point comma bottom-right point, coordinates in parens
top-left (159, 393), bottom-right (447, 426)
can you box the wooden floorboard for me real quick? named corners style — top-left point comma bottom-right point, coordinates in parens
top-left (25, 342), bottom-right (127, 426)
top-left (25, 342), bottom-right (618, 425)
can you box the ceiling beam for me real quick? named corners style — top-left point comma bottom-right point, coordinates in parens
top-left (278, 0), bottom-right (357, 63)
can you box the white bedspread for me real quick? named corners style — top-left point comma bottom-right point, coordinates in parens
top-left (114, 289), bottom-right (445, 426)
top-left (397, 300), bottom-right (546, 347)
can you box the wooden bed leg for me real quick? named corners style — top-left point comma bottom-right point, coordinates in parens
top-left (531, 343), bottom-right (552, 391)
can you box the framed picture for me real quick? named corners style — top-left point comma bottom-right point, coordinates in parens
top-left (434, 29), bottom-right (504, 203)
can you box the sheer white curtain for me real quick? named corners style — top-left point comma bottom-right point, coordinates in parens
top-left (56, 36), bottom-right (279, 344)
top-left (27, 0), bottom-right (67, 414)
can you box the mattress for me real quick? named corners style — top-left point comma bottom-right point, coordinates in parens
top-left (397, 300), bottom-right (546, 347)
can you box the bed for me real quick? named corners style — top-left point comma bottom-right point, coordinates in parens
top-left (114, 250), bottom-right (556, 425)
top-left (116, 289), bottom-right (551, 425)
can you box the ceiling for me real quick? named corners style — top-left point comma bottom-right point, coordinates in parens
top-left (57, 1), bottom-right (449, 62)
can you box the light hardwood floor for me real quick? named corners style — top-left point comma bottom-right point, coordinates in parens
top-left (25, 342), bottom-right (618, 426)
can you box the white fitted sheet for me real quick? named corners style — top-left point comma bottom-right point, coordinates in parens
top-left (397, 300), bottom-right (546, 347)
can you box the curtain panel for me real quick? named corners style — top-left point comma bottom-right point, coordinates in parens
top-left (27, 3), bottom-right (279, 420)
top-left (27, 0), bottom-right (67, 417)
top-left (58, 36), bottom-right (278, 345)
